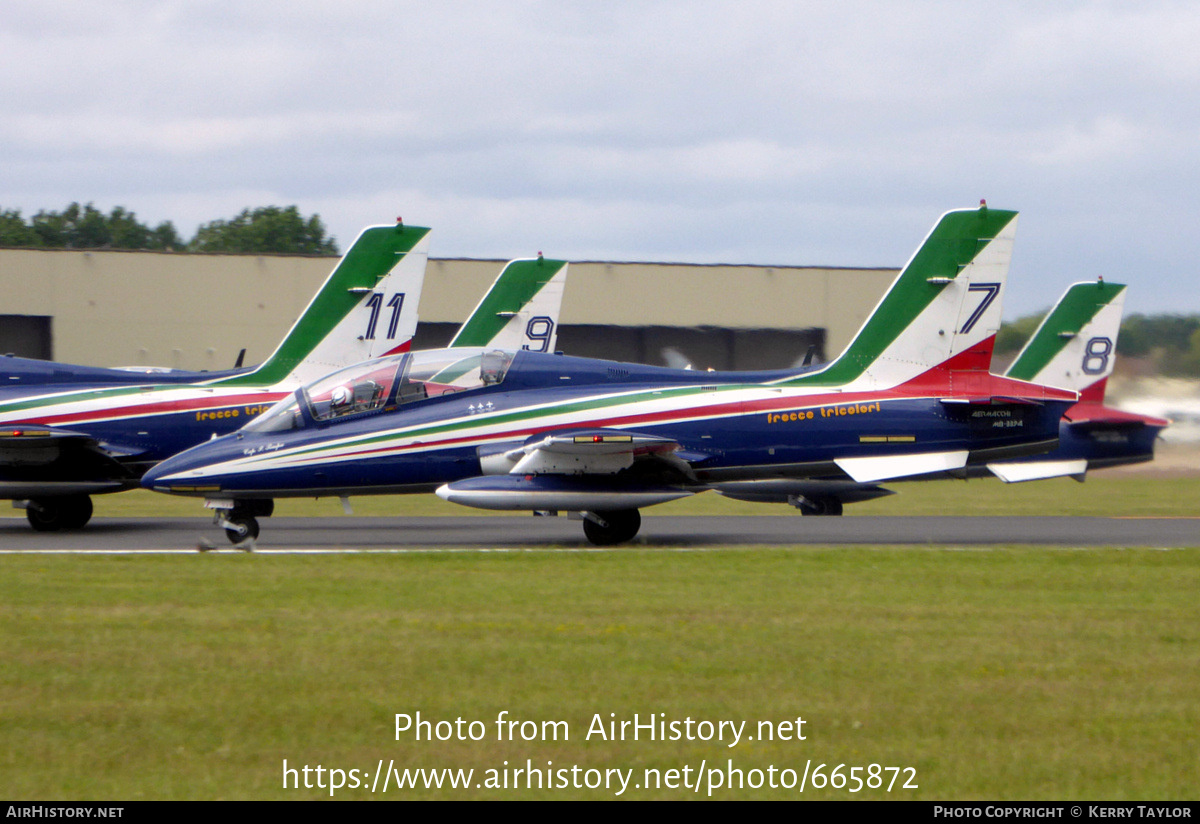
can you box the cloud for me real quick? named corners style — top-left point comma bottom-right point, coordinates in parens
top-left (3, 1), bottom-right (1200, 317)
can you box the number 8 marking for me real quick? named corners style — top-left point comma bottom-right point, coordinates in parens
top-left (1082, 336), bottom-right (1112, 375)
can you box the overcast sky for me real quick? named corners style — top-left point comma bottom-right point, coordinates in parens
top-left (3, 1), bottom-right (1198, 318)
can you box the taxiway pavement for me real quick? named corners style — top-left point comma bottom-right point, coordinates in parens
top-left (1, 515), bottom-right (1197, 551)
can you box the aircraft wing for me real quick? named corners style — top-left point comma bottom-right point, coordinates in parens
top-left (0, 424), bottom-right (142, 470)
top-left (0, 424), bottom-right (142, 497)
top-left (833, 451), bottom-right (971, 483)
top-left (440, 428), bottom-right (700, 510)
top-left (479, 429), bottom-right (694, 476)
top-left (1063, 403), bottom-right (1170, 429)
top-left (986, 460), bottom-right (1088, 483)
top-left (446, 425), bottom-right (983, 507)
top-left (1, 424), bottom-right (104, 456)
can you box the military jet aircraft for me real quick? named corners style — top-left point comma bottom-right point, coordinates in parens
top-left (0, 221), bottom-right (432, 530)
top-left (989, 279), bottom-right (1168, 480)
top-left (143, 205), bottom-right (1080, 545)
top-left (2, 220), bottom-right (565, 533)
top-left (716, 279), bottom-right (1170, 513)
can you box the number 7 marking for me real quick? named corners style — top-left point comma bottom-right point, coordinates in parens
top-left (960, 283), bottom-right (1001, 334)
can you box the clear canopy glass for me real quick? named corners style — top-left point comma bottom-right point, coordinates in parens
top-left (242, 348), bottom-right (515, 433)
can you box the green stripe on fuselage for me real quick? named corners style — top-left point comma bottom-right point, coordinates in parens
top-left (255, 383), bottom-right (747, 465)
top-left (0, 383), bottom-right (161, 416)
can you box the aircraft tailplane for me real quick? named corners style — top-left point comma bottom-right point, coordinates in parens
top-left (449, 256), bottom-right (568, 352)
top-left (780, 204), bottom-right (1018, 391)
top-left (1003, 280), bottom-right (1127, 401)
top-left (213, 222), bottom-right (432, 389)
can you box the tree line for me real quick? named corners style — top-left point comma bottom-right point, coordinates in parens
top-left (0, 203), bottom-right (338, 255)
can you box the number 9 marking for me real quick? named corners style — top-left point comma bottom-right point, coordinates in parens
top-left (523, 316), bottom-right (555, 352)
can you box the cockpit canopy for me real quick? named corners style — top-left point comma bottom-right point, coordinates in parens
top-left (244, 348), bottom-right (515, 433)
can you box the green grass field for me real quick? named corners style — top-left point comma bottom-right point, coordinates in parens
top-left (3, 547), bottom-right (1198, 800)
top-left (4, 473), bottom-right (1198, 800)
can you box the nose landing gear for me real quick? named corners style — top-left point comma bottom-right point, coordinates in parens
top-left (208, 499), bottom-right (274, 545)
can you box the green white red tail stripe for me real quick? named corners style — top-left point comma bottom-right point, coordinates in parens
top-left (0, 223), bottom-right (431, 439)
top-left (1004, 280), bottom-right (1126, 402)
top-left (780, 205), bottom-right (1018, 391)
top-left (449, 257), bottom-right (568, 351)
top-left (215, 223), bottom-right (432, 390)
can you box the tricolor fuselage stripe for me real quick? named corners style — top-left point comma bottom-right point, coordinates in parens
top-left (146, 345), bottom-right (1076, 491)
top-left (0, 391), bottom-right (284, 428)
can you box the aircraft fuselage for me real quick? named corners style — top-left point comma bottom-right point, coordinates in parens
top-left (142, 350), bottom-right (1073, 499)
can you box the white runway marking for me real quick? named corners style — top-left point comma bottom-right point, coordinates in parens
top-left (2, 545), bottom-right (1191, 555)
top-left (0, 546), bottom-right (683, 555)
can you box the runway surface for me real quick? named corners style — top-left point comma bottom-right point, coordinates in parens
top-left (1, 515), bottom-right (1197, 551)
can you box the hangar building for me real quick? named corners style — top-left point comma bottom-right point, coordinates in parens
top-left (1, 247), bottom-right (896, 373)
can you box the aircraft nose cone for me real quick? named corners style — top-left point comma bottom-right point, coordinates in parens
top-left (140, 445), bottom-right (215, 492)
top-left (140, 459), bottom-right (176, 490)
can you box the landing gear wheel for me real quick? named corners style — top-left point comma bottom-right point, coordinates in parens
top-left (798, 496), bottom-right (843, 516)
top-left (26, 495), bottom-right (94, 532)
top-left (26, 501), bottom-right (61, 532)
top-left (60, 495), bottom-right (94, 529)
top-left (224, 514), bottom-right (259, 544)
top-left (582, 508), bottom-right (641, 546)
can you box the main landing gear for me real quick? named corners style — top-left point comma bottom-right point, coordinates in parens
top-left (23, 495), bottom-right (94, 531)
top-left (581, 508), bottom-right (641, 546)
top-left (794, 495), bottom-right (843, 516)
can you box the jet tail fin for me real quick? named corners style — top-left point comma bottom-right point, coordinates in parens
top-left (214, 222), bottom-right (432, 389)
top-left (449, 256), bottom-right (568, 352)
top-left (1003, 280), bottom-right (1126, 401)
top-left (782, 204), bottom-right (1018, 390)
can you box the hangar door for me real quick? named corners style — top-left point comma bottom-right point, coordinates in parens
top-left (0, 315), bottom-right (52, 360)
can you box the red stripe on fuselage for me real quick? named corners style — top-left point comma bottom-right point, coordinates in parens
top-left (8, 391), bottom-right (287, 427)
top-left (264, 340), bottom-right (1078, 467)
top-left (1063, 401), bottom-right (1170, 427)
top-left (286, 385), bottom-right (976, 465)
